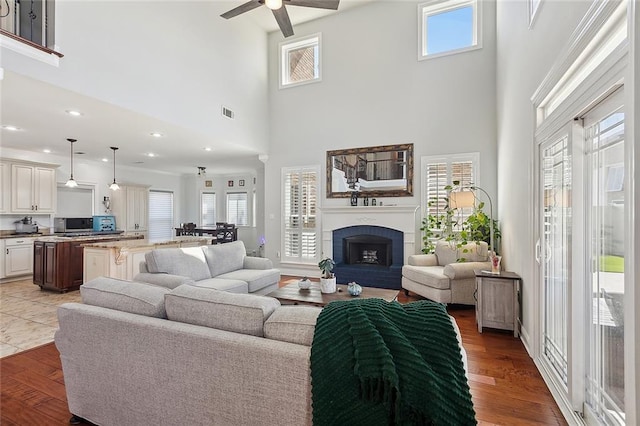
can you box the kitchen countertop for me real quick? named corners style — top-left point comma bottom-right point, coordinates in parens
top-left (82, 236), bottom-right (212, 249)
top-left (32, 234), bottom-right (144, 243)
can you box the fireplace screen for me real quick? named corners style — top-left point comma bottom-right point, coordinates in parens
top-left (344, 235), bottom-right (392, 267)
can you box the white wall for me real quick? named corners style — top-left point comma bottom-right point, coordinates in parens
top-left (0, 1), bottom-right (270, 154)
top-left (495, 0), bottom-right (591, 347)
top-left (264, 1), bottom-right (497, 268)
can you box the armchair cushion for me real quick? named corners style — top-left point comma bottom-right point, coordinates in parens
top-left (434, 241), bottom-right (489, 265)
top-left (402, 265), bottom-right (450, 290)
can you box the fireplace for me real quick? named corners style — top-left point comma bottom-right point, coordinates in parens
top-left (332, 225), bottom-right (403, 289)
top-left (344, 235), bottom-right (392, 266)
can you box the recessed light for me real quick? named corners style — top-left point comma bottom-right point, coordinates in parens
top-left (150, 132), bottom-right (163, 138)
top-left (147, 153), bottom-right (155, 157)
top-left (66, 110), bottom-right (83, 116)
top-left (204, 147), bottom-right (212, 152)
top-left (101, 158), bottom-right (109, 162)
top-left (2, 125), bottom-right (20, 131)
top-left (43, 149), bottom-right (51, 153)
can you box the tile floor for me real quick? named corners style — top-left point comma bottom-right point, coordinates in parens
top-left (0, 278), bottom-right (81, 357)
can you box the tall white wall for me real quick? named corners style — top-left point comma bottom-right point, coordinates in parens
top-left (264, 1), bottom-right (497, 269)
top-left (0, 1), bottom-right (269, 153)
top-left (495, 0), bottom-right (591, 347)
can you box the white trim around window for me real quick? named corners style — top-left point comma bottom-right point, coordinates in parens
top-left (279, 33), bottom-right (322, 89)
top-left (418, 0), bottom-right (482, 61)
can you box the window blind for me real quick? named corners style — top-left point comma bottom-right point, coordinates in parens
top-left (148, 190), bottom-right (173, 242)
top-left (227, 192), bottom-right (248, 226)
top-left (201, 192), bottom-right (216, 227)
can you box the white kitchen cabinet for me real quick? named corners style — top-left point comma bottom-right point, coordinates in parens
top-left (5, 237), bottom-right (35, 277)
top-left (11, 163), bottom-right (57, 213)
top-left (0, 240), bottom-right (5, 278)
top-left (0, 162), bottom-right (9, 213)
top-left (111, 184), bottom-right (149, 235)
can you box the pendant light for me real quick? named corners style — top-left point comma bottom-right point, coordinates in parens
top-left (65, 138), bottom-right (78, 188)
top-left (109, 147), bottom-right (120, 191)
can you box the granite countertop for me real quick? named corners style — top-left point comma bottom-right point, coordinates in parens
top-left (32, 234), bottom-right (143, 243)
top-left (82, 236), bottom-right (212, 249)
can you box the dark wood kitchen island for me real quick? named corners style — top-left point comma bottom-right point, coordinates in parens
top-left (32, 234), bottom-right (143, 292)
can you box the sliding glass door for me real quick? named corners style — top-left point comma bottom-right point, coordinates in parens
top-left (583, 93), bottom-right (625, 425)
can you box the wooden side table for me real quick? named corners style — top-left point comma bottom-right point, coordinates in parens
top-left (474, 269), bottom-right (522, 337)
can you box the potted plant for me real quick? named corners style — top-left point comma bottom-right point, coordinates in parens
top-left (318, 256), bottom-right (337, 294)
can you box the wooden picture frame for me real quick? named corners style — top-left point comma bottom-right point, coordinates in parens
top-left (228, 180), bottom-right (234, 187)
top-left (205, 180), bottom-right (213, 187)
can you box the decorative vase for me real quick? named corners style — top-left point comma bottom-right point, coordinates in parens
top-left (298, 278), bottom-right (311, 290)
top-left (491, 254), bottom-right (502, 273)
top-left (320, 277), bottom-right (337, 294)
top-left (347, 282), bottom-right (362, 296)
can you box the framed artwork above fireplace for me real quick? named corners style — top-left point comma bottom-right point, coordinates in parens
top-left (326, 143), bottom-right (414, 198)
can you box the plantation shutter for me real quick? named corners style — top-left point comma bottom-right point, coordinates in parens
top-left (283, 167), bottom-right (319, 262)
top-left (227, 192), bottom-right (248, 226)
top-left (148, 190), bottom-right (173, 242)
top-left (201, 192), bottom-right (216, 227)
top-left (423, 154), bottom-right (478, 232)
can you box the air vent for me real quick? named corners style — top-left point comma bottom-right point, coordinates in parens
top-left (222, 106), bottom-right (234, 119)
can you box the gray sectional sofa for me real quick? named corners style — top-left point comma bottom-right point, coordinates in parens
top-left (56, 277), bottom-right (321, 426)
top-left (134, 240), bottom-right (280, 295)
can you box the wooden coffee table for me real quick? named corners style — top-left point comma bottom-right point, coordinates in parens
top-left (267, 281), bottom-right (399, 307)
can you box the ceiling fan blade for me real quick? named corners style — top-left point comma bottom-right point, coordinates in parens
top-left (221, 0), bottom-right (263, 19)
top-left (272, 6), bottom-right (294, 38)
top-left (285, 0), bottom-right (339, 10)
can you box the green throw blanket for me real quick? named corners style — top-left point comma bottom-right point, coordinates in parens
top-left (310, 299), bottom-right (476, 426)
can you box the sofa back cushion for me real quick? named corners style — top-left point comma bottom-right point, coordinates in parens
top-left (165, 284), bottom-right (280, 337)
top-left (80, 277), bottom-right (171, 318)
top-left (435, 240), bottom-right (489, 265)
top-left (145, 247), bottom-right (211, 281)
top-left (202, 241), bottom-right (246, 277)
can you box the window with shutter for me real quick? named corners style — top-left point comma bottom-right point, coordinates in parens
top-left (421, 153), bottom-right (479, 235)
top-left (282, 166), bottom-right (319, 263)
top-left (227, 192), bottom-right (248, 226)
top-left (201, 192), bottom-right (216, 227)
top-left (148, 190), bottom-right (174, 242)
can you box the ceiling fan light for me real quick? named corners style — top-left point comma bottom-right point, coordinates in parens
top-left (265, 0), bottom-right (282, 10)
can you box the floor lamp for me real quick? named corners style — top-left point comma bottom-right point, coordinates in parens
top-left (449, 185), bottom-right (495, 256)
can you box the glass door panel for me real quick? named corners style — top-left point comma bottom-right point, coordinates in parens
top-left (584, 99), bottom-right (625, 425)
top-left (540, 133), bottom-right (572, 385)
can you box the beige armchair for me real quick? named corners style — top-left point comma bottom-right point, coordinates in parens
top-left (402, 241), bottom-right (491, 305)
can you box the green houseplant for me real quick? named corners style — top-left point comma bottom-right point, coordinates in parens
top-left (318, 257), bottom-right (337, 294)
top-left (421, 182), bottom-right (501, 258)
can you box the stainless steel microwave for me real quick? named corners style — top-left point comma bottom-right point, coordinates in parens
top-left (54, 217), bottom-right (94, 233)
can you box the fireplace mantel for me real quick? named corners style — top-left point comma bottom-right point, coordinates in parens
top-left (320, 205), bottom-right (420, 265)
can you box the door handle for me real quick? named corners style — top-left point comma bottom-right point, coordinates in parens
top-left (535, 240), bottom-right (541, 264)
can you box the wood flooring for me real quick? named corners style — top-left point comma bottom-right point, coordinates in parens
top-left (0, 277), bottom-right (567, 425)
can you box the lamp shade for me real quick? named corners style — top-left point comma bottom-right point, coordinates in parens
top-left (265, 0), bottom-right (282, 9)
top-left (449, 191), bottom-right (475, 209)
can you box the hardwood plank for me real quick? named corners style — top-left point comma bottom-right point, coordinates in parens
top-left (10, 369), bottom-right (68, 401)
top-left (0, 394), bottom-right (61, 426)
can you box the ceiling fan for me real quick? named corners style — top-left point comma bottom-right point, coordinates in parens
top-left (221, 0), bottom-right (340, 38)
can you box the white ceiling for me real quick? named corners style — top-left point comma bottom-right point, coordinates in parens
top-left (0, 0), bottom-right (376, 175)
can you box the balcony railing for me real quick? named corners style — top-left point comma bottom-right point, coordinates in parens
top-left (0, 0), bottom-right (62, 57)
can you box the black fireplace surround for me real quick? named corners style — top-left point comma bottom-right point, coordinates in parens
top-left (332, 225), bottom-right (403, 290)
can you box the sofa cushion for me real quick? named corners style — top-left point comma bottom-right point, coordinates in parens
top-left (145, 247), bottom-right (212, 281)
top-left (401, 265), bottom-right (451, 290)
top-left (80, 277), bottom-right (171, 318)
top-left (217, 268), bottom-right (281, 293)
top-left (264, 306), bottom-right (321, 347)
top-left (165, 284), bottom-right (280, 337)
top-left (191, 278), bottom-right (248, 294)
top-left (202, 241), bottom-right (246, 277)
